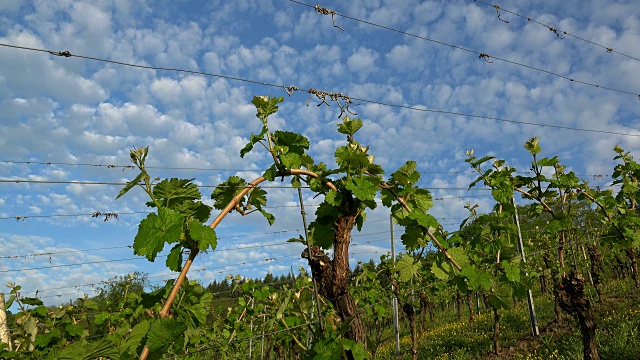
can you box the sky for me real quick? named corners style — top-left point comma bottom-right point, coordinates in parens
top-left (0, 0), bottom-right (639, 306)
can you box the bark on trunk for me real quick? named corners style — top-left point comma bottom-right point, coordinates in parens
top-left (587, 244), bottom-right (604, 302)
top-left (402, 303), bottom-right (418, 360)
top-left (555, 271), bottom-right (600, 360)
top-left (539, 274), bottom-right (549, 295)
top-left (301, 192), bottom-right (366, 358)
top-left (419, 292), bottom-right (430, 332)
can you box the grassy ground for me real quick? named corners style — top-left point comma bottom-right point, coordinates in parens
top-left (375, 279), bottom-right (640, 359)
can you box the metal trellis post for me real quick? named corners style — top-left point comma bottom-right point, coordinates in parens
top-left (512, 195), bottom-right (540, 336)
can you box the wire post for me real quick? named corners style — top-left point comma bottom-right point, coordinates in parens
top-left (512, 195), bottom-right (540, 336)
top-left (0, 293), bottom-right (12, 352)
top-left (390, 215), bottom-right (401, 357)
top-left (297, 188), bottom-right (324, 332)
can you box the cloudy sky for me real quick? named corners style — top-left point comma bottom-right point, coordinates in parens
top-left (1, 0), bottom-right (639, 305)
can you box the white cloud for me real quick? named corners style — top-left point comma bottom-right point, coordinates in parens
top-left (347, 47), bottom-right (379, 80)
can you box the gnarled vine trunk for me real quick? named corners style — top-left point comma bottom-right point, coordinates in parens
top-left (302, 194), bottom-right (366, 358)
top-left (587, 244), bottom-right (604, 302)
top-left (466, 290), bottom-right (474, 325)
top-left (402, 303), bottom-right (418, 360)
top-left (555, 271), bottom-right (600, 360)
top-left (492, 307), bottom-right (501, 355)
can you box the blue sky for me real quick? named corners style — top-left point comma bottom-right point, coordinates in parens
top-left (1, 0), bottom-right (639, 306)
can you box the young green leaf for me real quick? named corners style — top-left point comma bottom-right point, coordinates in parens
top-left (166, 244), bottom-right (183, 272)
top-left (116, 171), bottom-right (146, 200)
top-left (396, 254), bottom-right (422, 282)
top-left (151, 178), bottom-right (201, 208)
top-left (189, 220), bottom-right (217, 251)
top-left (336, 116), bottom-right (364, 136)
top-left (133, 208), bottom-right (184, 262)
top-left (146, 318), bottom-right (187, 352)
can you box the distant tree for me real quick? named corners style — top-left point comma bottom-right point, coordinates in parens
top-left (93, 272), bottom-right (149, 310)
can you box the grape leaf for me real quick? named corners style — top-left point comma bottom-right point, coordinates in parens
top-left (273, 131), bottom-right (309, 154)
top-left (396, 254), bottom-right (422, 282)
top-left (461, 266), bottom-right (493, 291)
top-left (116, 171), bottom-right (146, 200)
top-left (65, 323), bottom-right (84, 337)
top-left (325, 190), bottom-right (342, 206)
top-left (211, 176), bottom-right (247, 210)
top-left (336, 116), bottom-right (363, 135)
top-left (390, 161), bottom-right (420, 186)
top-left (146, 318), bottom-right (187, 352)
top-left (309, 222), bottom-right (334, 249)
top-left (58, 339), bottom-right (119, 360)
top-left (151, 178), bottom-right (201, 208)
top-left (134, 208), bottom-right (184, 262)
top-left (345, 176), bottom-right (378, 202)
top-left (189, 220), bottom-right (217, 251)
top-left (166, 244), bottom-right (183, 272)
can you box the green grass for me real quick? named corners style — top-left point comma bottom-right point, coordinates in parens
top-left (375, 279), bottom-right (640, 359)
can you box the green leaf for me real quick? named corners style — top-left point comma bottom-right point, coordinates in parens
top-left (502, 261), bottom-right (521, 282)
top-left (58, 339), bottom-right (119, 360)
top-left (336, 116), bottom-right (364, 135)
top-left (334, 146), bottom-right (370, 172)
top-left (535, 156), bottom-right (559, 167)
top-left (468, 155), bottom-right (495, 167)
top-left (408, 211), bottom-right (439, 231)
top-left (146, 318), bottom-right (187, 352)
top-left (279, 152), bottom-right (301, 169)
top-left (133, 208), bottom-right (184, 262)
top-left (461, 266), bottom-right (493, 291)
top-left (309, 222), bottom-right (335, 249)
top-left (21, 297), bottom-right (44, 306)
top-left (488, 293), bottom-right (511, 310)
top-left (240, 131), bottom-right (266, 158)
top-left (117, 170), bottom-right (145, 200)
top-left (34, 328), bottom-right (60, 348)
top-left (252, 95), bottom-right (284, 122)
top-left (396, 254), bottom-right (422, 282)
top-left (325, 190), bottom-right (343, 206)
top-left (65, 323), bottom-right (84, 337)
top-left (446, 247), bottom-right (471, 271)
top-left (400, 222), bottom-right (426, 250)
top-left (189, 220), bottom-right (217, 251)
top-left (390, 161), bottom-right (420, 186)
top-left (248, 187), bottom-right (268, 208)
top-left (94, 312), bottom-right (110, 325)
top-left (151, 178), bottom-right (201, 208)
top-left (273, 131), bottom-right (310, 154)
top-left (120, 320), bottom-right (151, 355)
top-left (212, 176), bottom-right (247, 210)
top-left (342, 339), bottom-right (368, 360)
top-left (411, 189), bottom-right (433, 212)
top-left (259, 209), bottom-right (276, 225)
top-left (345, 176), bottom-right (378, 202)
top-left (524, 137), bottom-right (541, 155)
top-left (166, 244), bottom-right (183, 272)
top-left (263, 166), bottom-right (277, 181)
top-left (355, 211), bottom-right (366, 231)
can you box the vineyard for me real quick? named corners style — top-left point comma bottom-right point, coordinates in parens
top-left (1, 98), bottom-right (639, 359)
top-left (1, 1), bottom-right (640, 359)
